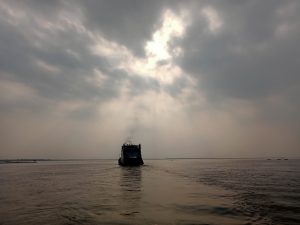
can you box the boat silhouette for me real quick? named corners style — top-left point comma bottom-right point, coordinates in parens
top-left (118, 142), bottom-right (144, 166)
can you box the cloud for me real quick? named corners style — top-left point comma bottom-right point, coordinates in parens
top-left (0, 0), bottom-right (299, 158)
top-left (76, 0), bottom-right (165, 56)
top-left (201, 6), bottom-right (223, 33)
top-left (179, 1), bottom-right (300, 100)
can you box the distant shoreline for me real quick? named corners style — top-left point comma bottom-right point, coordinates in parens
top-left (0, 157), bottom-right (298, 164)
top-left (0, 159), bottom-right (38, 164)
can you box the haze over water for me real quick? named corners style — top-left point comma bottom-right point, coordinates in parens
top-left (1, 159), bottom-right (299, 225)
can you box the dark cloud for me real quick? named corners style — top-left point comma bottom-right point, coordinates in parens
top-left (179, 0), bottom-right (300, 100)
top-left (76, 0), bottom-right (166, 56)
top-left (0, 0), bottom-right (162, 107)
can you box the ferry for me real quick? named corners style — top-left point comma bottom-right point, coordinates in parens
top-left (118, 142), bottom-right (144, 166)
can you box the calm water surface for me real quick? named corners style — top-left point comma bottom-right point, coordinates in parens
top-left (0, 159), bottom-right (299, 225)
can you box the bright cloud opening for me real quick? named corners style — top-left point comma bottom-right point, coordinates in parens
top-left (92, 9), bottom-right (189, 85)
top-left (145, 9), bottom-right (185, 63)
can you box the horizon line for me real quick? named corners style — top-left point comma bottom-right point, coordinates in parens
top-left (1, 157), bottom-right (299, 161)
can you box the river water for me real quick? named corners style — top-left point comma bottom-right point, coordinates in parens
top-left (0, 159), bottom-right (299, 225)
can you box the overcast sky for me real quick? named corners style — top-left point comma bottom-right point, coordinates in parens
top-left (0, 0), bottom-right (299, 159)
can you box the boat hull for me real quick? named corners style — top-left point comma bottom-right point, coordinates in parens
top-left (118, 157), bottom-right (144, 166)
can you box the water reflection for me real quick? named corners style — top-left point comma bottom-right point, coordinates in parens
top-left (119, 167), bottom-right (142, 216)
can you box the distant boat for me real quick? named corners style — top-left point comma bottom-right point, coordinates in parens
top-left (118, 143), bottom-right (144, 166)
